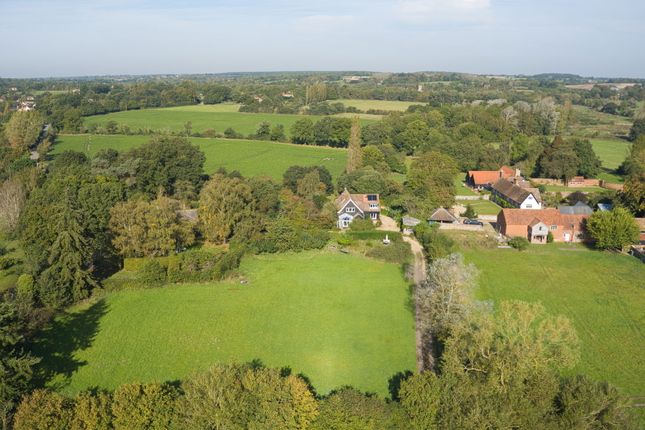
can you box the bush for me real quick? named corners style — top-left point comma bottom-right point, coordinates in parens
top-left (256, 218), bottom-right (329, 253)
top-left (366, 241), bottom-right (412, 264)
top-left (166, 249), bottom-right (224, 283)
top-left (347, 231), bottom-right (402, 241)
top-left (414, 224), bottom-right (455, 260)
top-left (336, 233), bottom-right (353, 246)
top-left (461, 204), bottom-right (477, 219)
top-left (138, 260), bottom-right (167, 286)
top-left (547, 232), bottom-right (554, 243)
top-left (349, 218), bottom-right (376, 232)
top-left (508, 236), bottom-right (530, 251)
top-left (0, 256), bottom-right (19, 270)
top-left (587, 208), bottom-right (639, 250)
top-left (13, 389), bottom-right (73, 430)
top-left (111, 383), bottom-right (177, 430)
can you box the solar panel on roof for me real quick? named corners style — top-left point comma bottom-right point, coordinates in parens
top-left (367, 194), bottom-right (377, 201)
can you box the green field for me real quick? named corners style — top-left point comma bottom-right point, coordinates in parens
top-left (462, 244), bottom-right (645, 396)
top-left (54, 134), bottom-right (347, 180)
top-left (84, 104), bottom-right (375, 137)
top-left (334, 99), bottom-right (422, 112)
top-left (454, 173), bottom-right (476, 196)
top-left (32, 251), bottom-right (416, 397)
top-left (543, 185), bottom-right (606, 193)
top-left (590, 138), bottom-right (632, 183)
top-left (465, 199), bottom-right (502, 215)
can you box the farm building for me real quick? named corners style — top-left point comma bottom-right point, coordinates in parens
top-left (428, 208), bottom-right (458, 224)
top-left (402, 216), bottom-right (421, 234)
top-left (466, 165), bottom-right (520, 189)
top-left (558, 201), bottom-right (593, 215)
top-left (497, 208), bottom-right (589, 243)
top-left (491, 178), bottom-right (542, 209)
top-left (335, 189), bottom-right (380, 229)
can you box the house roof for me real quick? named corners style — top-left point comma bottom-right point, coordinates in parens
top-left (429, 207), bottom-right (457, 223)
top-left (492, 178), bottom-right (542, 204)
top-left (597, 203), bottom-right (613, 212)
top-left (558, 201), bottom-right (593, 215)
top-left (467, 166), bottom-right (517, 186)
top-left (499, 208), bottom-right (588, 229)
top-left (402, 216), bottom-right (421, 227)
top-left (335, 189), bottom-right (380, 213)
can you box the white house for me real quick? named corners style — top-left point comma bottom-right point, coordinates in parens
top-left (491, 178), bottom-right (542, 210)
top-left (335, 189), bottom-right (381, 229)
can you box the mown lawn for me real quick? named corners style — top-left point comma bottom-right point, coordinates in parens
top-left (465, 199), bottom-right (502, 216)
top-left (454, 173), bottom-right (476, 196)
top-left (54, 134), bottom-right (347, 180)
top-left (462, 244), bottom-right (645, 396)
top-left (83, 104), bottom-right (375, 137)
top-left (334, 99), bottom-right (422, 112)
top-left (31, 251), bottom-right (416, 397)
top-left (590, 138), bottom-right (632, 184)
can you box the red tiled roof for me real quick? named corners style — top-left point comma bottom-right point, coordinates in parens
top-left (499, 208), bottom-right (588, 229)
top-left (468, 166), bottom-right (517, 186)
top-left (335, 189), bottom-right (381, 213)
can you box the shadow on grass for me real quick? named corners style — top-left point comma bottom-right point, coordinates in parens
top-left (30, 299), bottom-right (108, 390)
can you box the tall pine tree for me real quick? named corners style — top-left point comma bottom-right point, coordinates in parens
top-left (346, 116), bottom-right (363, 173)
top-left (39, 199), bottom-right (97, 308)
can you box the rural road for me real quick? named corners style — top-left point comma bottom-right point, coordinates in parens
top-left (379, 215), bottom-right (426, 371)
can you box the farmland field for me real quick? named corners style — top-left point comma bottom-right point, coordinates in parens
top-left (31, 251), bottom-right (416, 397)
top-left (334, 99), bottom-right (423, 112)
top-left (460, 243), bottom-right (645, 396)
top-left (590, 138), bottom-right (632, 183)
top-left (54, 134), bottom-right (347, 180)
top-left (83, 104), bottom-right (375, 137)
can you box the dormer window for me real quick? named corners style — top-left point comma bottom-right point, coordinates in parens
top-left (369, 203), bottom-right (378, 209)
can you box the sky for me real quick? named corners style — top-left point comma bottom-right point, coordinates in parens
top-left (1, 0), bottom-right (644, 78)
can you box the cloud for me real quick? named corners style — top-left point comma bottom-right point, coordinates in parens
top-left (294, 14), bottom-right (355, 32)
top-left (395, 0), bottom-right (491, 24)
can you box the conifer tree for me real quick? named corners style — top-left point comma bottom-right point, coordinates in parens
top-left (346, 116), bottom-right (363, 173)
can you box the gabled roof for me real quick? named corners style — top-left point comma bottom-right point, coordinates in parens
top-left (492, 178), bottom-right (541, 204)
top-left (429, 207), bottom-right (457, 223)
top-left (467, 166), bottom-right (517, 186)
top-left (558, 201), bottom-right (593, 215)
top-left (335, 189), bottom-right (380, 213)
top-left (499, 208), bottom-right (588, 229)
top-left (402, 216), bottom-right (421, 227)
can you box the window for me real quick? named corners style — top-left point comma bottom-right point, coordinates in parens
top-left (369, 203), bottom-right (378, 209)
top-left (367, 194), bottom-right (377, 201)
top-left (346, 207), bottom-right (355, 213)
top-left (526, 204), bottom-right (533, 208)
top-left (370, 212), bottom-right (378, 220)
top-left (550, 225), bottom-right (557, 230)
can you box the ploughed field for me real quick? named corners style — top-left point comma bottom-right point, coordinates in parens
top-left (83, 104), bottom-right (375, 137)
top-left (54, 134), bottom-right (347, 180)
top-left (462, 243), bottom-right (645, 397)
top-left (31, 251), bottom-right (416, 397)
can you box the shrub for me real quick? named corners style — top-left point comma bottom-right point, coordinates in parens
top-left (71, 391), bottom-right (113, 430)
top-left (587, 208), bottom-right (639, 251)
top-left (366, 241), bottom-right (412, 264)
top-left (349, 218), bottom-right (376, 232)
top-left (138, 260), bottom-right (167, 287)
top-left (0, 256), bottom-right (19, 270)
top-left (336, 233), bottom-right (353, 246)
top-left (347, 231), bottom-right (402, 241)
top-left (461, 204), bottom-right (477, 219)
top-left (13, 389), bottom-right (73, 430)
top-left (509, 236), bottom-right (530, 251)
top-left (547, 232), bottom-right (554, 243)
top-left (111, 383), bottom-right (177, 430)
top-left (414, 224), bottom-right (455, 260)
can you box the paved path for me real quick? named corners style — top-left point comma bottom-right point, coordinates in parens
top-left (379, 215), bottom-right (426, 371)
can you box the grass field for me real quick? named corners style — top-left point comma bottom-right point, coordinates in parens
top-left (454, 173), bottom-right (476, 196)
top-left (590, 138), bottom-right (632, 183)
top-left (54, 134), bottom-right (347, 180)
top-left (31, 251), bottom-right (416, 397)
top-left (461, 244), bottom-right (645, 396)
top-left (567, 106), bottom-right (632, 139)
top-left (334, 99), bottom-right (422, 112)
top-left (465, 199), bottom-right (502, 215)
top-left (84, 104), bottom-right (375, 137)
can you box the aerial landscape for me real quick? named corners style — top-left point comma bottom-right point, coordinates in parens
top-left (0, 0), bottom-right (644, 429)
